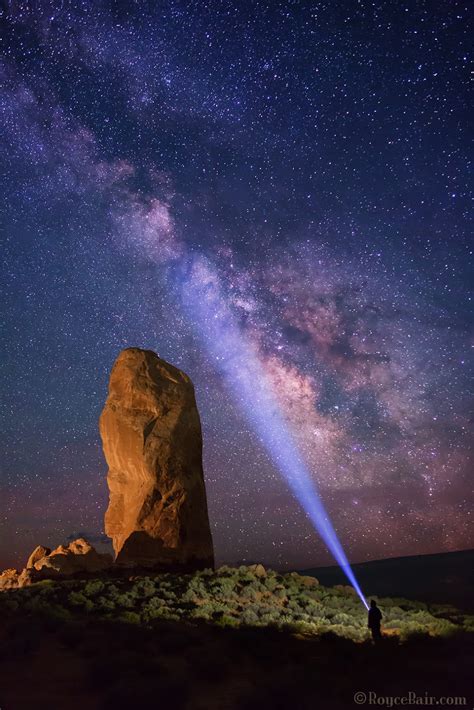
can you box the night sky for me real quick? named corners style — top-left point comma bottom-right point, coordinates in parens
top-left (1, 1), bottom-right (472, 572)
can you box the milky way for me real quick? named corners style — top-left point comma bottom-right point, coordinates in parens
top-left (1, 1), bottom-right (472, 570)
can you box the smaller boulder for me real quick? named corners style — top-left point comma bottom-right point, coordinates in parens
top-left (33, 538), bottom-right (112, 577)
top-left (26, 545), bottom-right (51, 569)
top-left (18, 568), bottom-right (38, 587)
top-left (0, 538), bottom-right (113, 591)
top-left (300, 575), bottom-right (319, 588)
top-left (0, 569), bottom-right (20, 590)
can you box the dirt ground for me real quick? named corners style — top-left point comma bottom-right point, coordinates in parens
top-left (1, 611), bottom-right (473, 710)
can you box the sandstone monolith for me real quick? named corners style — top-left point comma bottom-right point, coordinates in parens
top-left (99, 348), bottom-right (214, 569)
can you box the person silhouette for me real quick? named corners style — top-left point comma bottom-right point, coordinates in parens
top-left (368, 599), bottom-right (382, 641)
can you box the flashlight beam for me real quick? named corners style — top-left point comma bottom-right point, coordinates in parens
top-left (178, 256), bottom-right (369, 610)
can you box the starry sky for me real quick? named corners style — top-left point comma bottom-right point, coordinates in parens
top-left (1, 1), bottom-right (472, 571)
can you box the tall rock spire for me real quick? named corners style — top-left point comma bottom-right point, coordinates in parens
top-left (100, 348), bottom-right (214, 569)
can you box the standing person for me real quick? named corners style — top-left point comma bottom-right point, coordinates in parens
top-left (368, 599), bottom-right (382, 641)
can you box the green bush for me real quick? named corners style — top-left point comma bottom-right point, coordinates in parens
top-left (120, 611), bottom-right (141, 625)
top-left (68, 591), bottom-right (94, 611)
top-left (216, 613), bottom-right (239, 628)
top-left (96, 596), bottom-right (116, 612)
top-left (3, 565), bottom-right (470, 644)
top-left (462, 615), bottom-right (474, 632)
top-left (209, 576), bottom-right (237, 599)
top-left (84, 580), bottom-right (105, 596)
top-left (115, 592), bottom-right (137, 609)
top-left (241, 607), bottom-right (260, 625)
top-left (132, 577), bottom-right (156, 598)
top-left (239, 585), bottom-right (260, 601)
top-left (142, 596), bottom-right (166, 621)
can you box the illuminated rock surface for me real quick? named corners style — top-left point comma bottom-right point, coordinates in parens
top-left (99, 347), bottom-right (214, 569)
top-left (32, 538), bottom-right (112, 576)
top-left (26, 545), bottom-right (51, 569)
top-left (0, 538), bottom-right (112, 588)
top-left (0, 569), bottom-right (21, 590)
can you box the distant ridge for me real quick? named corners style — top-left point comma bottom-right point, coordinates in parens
top-left (299, 548), bottom-right (474, 610)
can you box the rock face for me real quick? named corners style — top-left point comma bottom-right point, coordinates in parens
top-left (99, 348), bottom-right (214, 569)
top-left (0, 538), bottom-right (112, 589)
top-left (0, 569), bottom-right (21, 590)
top-left (33, 538), bottom-right (112, 577)
top-left (27, 545), bottom-right (51, 569)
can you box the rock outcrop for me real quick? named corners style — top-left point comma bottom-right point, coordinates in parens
top-left (27, 545), bottom-right (51, 569)
top-left (99, 348), bottom-right (214, 569)
top-left (0, 568), bottom-right (21, 590)
top-left (0, 538), bottom-right (112, 589)
top-left (33, 538), bottom-right (112, 577)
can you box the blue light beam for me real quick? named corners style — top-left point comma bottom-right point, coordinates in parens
top-left (177, 255), bottom-right (369, 609)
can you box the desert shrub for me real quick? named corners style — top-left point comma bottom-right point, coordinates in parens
top-left (331, 612), bottom-right (361, 626)
top-left (23, 595), bottom-right (52, 614)
top-left (216, 613), bottom-right (239, 628)
top-left (162, 590), bottom-right (177, 602)
top-left (383, 605), bottom-right (405, 621)
top-left (285, 619), bottom-right (316, 635)
top-left (241, 607), bottom-right (260, 625)
top-left (68, 591), bottom-right (94, 611)
top-left (3, 567), bottom-right (470, 646)
top-left (387, 611), bottom-right (456, 640)
top-left (216, 565), bottom-right (238, 577)
top-left (83, 579), bottom-right (105, 596)
top-left (132, 577), bottom-right (156, 598)
top-left (209, 576), bottom-right (237, 599)
top-left (38, 584), bottom-right (57, 598)
top-left (259, 609), bottom-right (283, 625)
top-left (283, 582), bottom-right (300, 597)
top-left (328, 623), bottom-right (368, 642)
top-left (120, 611), bottom-right (141, 625)
top-left (207, 601), bottom-right (229, 616)
top-left (105, 584), bottom-right (121, 601)
top-left (199, 567), bottom-right (214, 577)
top-left (96, 596), bottom-right (116, 612)
top-left (383, 597), bottom-right (427, 612)
top-left (239, 584), bottom-right (260, 601)
top-left (35, 579), bottom-right (56, 588)
top-left (115, 592), bottom-right (138, 609)
top-left (303, 597), bottom-right (323, 613)
top-left (287, 598), bottom-right (304, 613)
top-left (238, 567), bottom-right (258, 583)
top-left (323, 595), bottom-right (347, 611)
top-left (263, 575), bottom-right (278, 592)
top-left (185, 576), bottom-right (208, 599)
top-left (429, 603), bottom-right (459, 617)
top-left (181, 589), bottom-right (199, 604)
top-left (156, 607), bottom-right (180, 621)
top-left (396, 621), bottom-right (428, 640)
top-left (384, 619), bottom-right (403, 630)
top-left (191, 604), bottom-right (214, 621)
top-left (307, 611), bottom-right (323, 622)
top-left (142, 596), bottom-right (166, 621)
top-left (462, 615), bottom-right (474, 632)
top-left (433, 618), bottom-right (457, 636)
top-left (405, 610), bottom-right (439, 626)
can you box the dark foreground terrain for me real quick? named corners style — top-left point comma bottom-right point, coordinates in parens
top-left (1, 564), bottom-right (473, 709)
